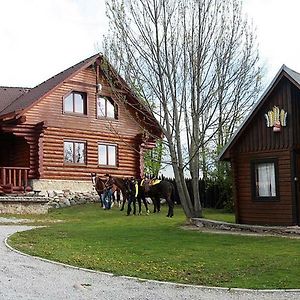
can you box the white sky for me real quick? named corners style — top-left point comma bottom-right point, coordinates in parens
top-left (244, 0), bottom-right (300, 82)
top-left (0, 0), bottom-right (108, 87)
top-left (0, 0), bottom-right (299, 87)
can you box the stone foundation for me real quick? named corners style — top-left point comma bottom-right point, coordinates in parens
top-left (30, 179), bottom-right (94, 193)
top-left (0, 190), bottom-right (101, 215)
top-left (0, 196), bottom-right (49, 214)
top-left (45, 190), bottom-right (99, 209)
top-left (191, 218), bottom-right (300, 236)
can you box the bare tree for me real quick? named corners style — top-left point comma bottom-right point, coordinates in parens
top-left (103, 0), bottom-right (262, 219)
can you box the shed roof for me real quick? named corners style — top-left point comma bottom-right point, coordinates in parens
top-left (219, 64), bottom-right (300, 160)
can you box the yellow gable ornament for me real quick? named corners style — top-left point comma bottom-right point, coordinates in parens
top-left (264, 106), bottom-right (287, 132)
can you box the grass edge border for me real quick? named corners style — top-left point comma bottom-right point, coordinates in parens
top-left (4, 225), bottom-right (300, 294)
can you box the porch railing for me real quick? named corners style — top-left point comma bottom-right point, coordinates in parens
top-left (0, 167), bottom-right (30, 193)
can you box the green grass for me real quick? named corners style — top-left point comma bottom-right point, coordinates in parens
top-left (7, 204), bottom-right (300, 289)
top-left (203, 208), bottom-right (235, 223)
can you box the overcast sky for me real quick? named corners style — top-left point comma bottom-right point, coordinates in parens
top-left (0, 0), bottom-right (299, 88)
top-left (0, 0), bottom-right (108, 87)
top-left (244, 0), bottom-right (300, 81)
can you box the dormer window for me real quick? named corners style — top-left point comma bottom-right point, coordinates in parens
top-left (97, 96), bottom-right (117, 119)
top-left (64, 91), bottom-right (87, 115)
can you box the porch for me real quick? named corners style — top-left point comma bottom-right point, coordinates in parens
top-left (0, 132), bottom-right (32, 194)
top-left (0, 167), bottom-right (30, 194)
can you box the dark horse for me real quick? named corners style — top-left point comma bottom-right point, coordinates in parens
top-left (143, 180), bottom-right (175, 217)
top-left (108, 176), bottom-right (175, 217)
top-left (105, 177), bottom-right (130, 211)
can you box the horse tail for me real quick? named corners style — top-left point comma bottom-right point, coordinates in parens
top-left (171, 182), bottom-right (176, 205)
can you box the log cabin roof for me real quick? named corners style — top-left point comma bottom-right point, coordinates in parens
top-left (0, 53), bottom-right (99, 117)
top-left (219, 64), bottom-right (300, 161)
top-left (0, 53), bottom-right (162, 136)
top-left (0, 86), bottom-right (31, 113)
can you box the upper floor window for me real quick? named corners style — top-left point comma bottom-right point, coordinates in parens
top-left (64, 141), bottom-right (86, 164)
top-left (97, 96), bottom-right (117, 119)
top-left (64, 91), bottom-right (87, 115)
top-left (251, 159), bottom-right (278, 201)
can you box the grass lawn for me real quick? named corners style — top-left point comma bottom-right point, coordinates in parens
top-left (7, 204), bottom-right (300, 289)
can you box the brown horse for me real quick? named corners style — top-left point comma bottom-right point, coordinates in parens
top-left (91, 173), bottom-right (120, 206)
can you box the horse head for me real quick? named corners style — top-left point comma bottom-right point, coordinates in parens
top-left (94, 175), bottom-right (106, 195)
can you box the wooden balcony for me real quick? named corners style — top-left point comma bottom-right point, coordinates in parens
top-left (0, 167), bottom-right (30, 194)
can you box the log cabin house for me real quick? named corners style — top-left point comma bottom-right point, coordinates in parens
top-left (220, 65), bottom-right (300, 226)
top-left (0, 53), bottom-right (162, 194)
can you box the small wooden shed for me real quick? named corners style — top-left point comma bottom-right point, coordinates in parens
top-left (220, 65), bottom-right (300, 226)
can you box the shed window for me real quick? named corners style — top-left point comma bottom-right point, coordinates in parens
top-left (252, 159), bottom-right (278, 200)
top-left (98, 144), bottom-right (117, 166)
top-left (64, 92), bottom-right (87, 114)
top-left (97, 96), bottom-right (117, 119)
top-left (64, 141), bottom-right (86, 164)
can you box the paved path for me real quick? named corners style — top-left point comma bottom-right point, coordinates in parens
top-left (1, 225), bottom-right (299, 300)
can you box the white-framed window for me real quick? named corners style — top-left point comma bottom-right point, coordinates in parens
top-left (64, 141), bottom-right (86, 164)
top-left (98, 144), bottom-right (117, 166)
top-left (64, 91), bottom-right (87, 115)
top-left (97, 96), bottom-right (117, 119)
top-left (252, 159), bottom-right (278, 200)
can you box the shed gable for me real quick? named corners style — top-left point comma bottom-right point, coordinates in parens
top-left (233, 77), bottom-right (292, 155)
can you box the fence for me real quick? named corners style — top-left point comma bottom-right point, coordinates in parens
top-left (161, 176), bottom-right (232, 210)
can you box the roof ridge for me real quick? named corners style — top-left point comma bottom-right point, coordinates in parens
top-left (0, 86), bottom-right (31, 90)
top-left (29, 53), bottom-right (100, 90)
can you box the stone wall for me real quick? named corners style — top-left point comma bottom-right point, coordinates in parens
top-left (0, 190), bottom-right (101, 215)
top-left (45, 190), bottom-right (100, 209)
top-left (191, 218), bottom-right (300, 236)
top-left (0, 196), bottom-right (49, 214)
top-left (30, 179), bottom-right (94, 193)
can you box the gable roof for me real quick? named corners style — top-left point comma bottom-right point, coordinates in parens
top-left (0, 53), bottom-right (99, 117)
top-left (0, 86), bottom-right (30, 113)
top-left (219, 64), bottom-right (300, 160)
top-left (0, 53), bottom-right (162, 136)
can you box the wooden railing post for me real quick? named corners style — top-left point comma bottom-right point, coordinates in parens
top-left (0, 167), bottom-right (30, 194)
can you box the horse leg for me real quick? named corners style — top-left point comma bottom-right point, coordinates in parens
top-left (157, 197), bottom-right (161, 213)
top-left (127, 196), bottom-right (132, 216)
top-left (137, 196), bottom-right (142, 214)
top-left (133, 197), bottom-right (137, 215)
top-left (153, 197), bottom-right (156, 213)
top-left (153, 197), bottom-right (160, 213)
top-left (166, 193), bottom-right (174, 217)
top-left (142, 196), bottom-right (150, 214)
top-left (120, 196), bottom-right (126, 211)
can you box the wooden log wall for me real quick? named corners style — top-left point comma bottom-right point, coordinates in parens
top-left (233, 150), bottom-right (293, 225)
top-left (21, 66), bottom-right (147, 181)
top-left (41, 127), bottom-right (140, 180)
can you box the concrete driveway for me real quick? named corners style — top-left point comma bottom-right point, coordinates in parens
top-left (1, 225), bottom-right (299, 300)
